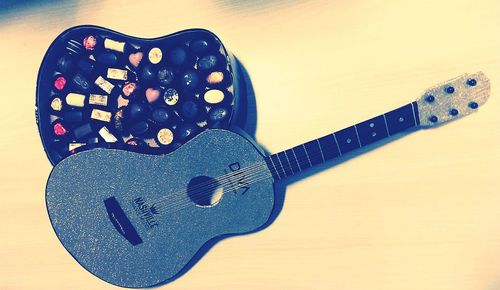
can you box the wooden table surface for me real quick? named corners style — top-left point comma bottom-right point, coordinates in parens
top-left (1, 0), bottom-right (499, 289)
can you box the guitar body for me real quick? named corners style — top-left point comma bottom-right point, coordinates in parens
top-left (46, 129), bottom-right (276, 288)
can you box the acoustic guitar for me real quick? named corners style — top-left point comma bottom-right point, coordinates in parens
top-left (46, 72), bottom-right (490, 288)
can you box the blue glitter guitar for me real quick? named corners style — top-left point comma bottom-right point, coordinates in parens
top-left (46, 72), bottom-right (490, 288)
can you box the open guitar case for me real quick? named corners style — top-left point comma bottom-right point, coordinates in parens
top-left (36, 25), bottom-right (256, 166)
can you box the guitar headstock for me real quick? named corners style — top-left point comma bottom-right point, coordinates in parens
top-left (416, 71), bottom-right (490, 127)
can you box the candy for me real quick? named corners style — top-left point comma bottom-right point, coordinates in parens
top-left (203, 89), bottom-right (225, 104)
top-left (177, 123), bottom-right (197, 141)
top-left (130, 121), bottom-right (149, 135)
top-left (117, 96), bottom-right (130, 108)
top-left (57, 55), bottom-right (73, 73)
top-left (114, 109), bottom-right (125, 131)
top-left (158, 67), bottom-right (174, 86)
top-left (53, 122), bottom-right (67, 136)
top-left (157, 128), bottom-right (174, 145)
top-left (83, 35), bottom-right (97, 50)
top-left (95, 76), bottom-right (114, 94)
top-left (163, 88), bottom-right (179, 106)
top-left (74, 123), bottom-right (93, 140)
top-left (197, 55), bottom-right (217, 70)
top-left (77, 59), bottom-right (94, 75)
top-left (64, 111), bottom-right (83, 123)
top-left (148, 47), bottom-right (162, 64)
top-left (181, 100), bottom-right (200, 119)
top-left (89, 94), bottom-right (108, 106)
top-left (128, 102), bottom-right (148, 120)
top-left (208, 107), bottom-right (229, 124)
top-left (169, 47), bottom-right (187, 66)
top-left (122, 82), bottom-right (137, 97)
top-left (146, 88), bottom-right (161, 103)
top-left (51, 98), bottom-right (63, 111)
top-left (104, 38), bottom-right (125, 53)
top-left (54, 76), bottom-right (66, 90)
top-left (98, 126), bottom-right (118, 143)
top-left (66, 93), bottom-right (85, 107)
top-left (180, 70), bottom-right (199, 91)
top-left (190, 39), bottom-right (210, 54)
top-left (91, 109), bottom-right (112, 122)
top-left (69, 142), bottom-right (86, 151)
top-left (97, 52), bottom-right (118, 66)
top-left (206, 71), bottom-right (224, 85)
top-left (140, 65), bottom-right (157, 83)
top-left (151, 108), bottom-right (170, 124)
top-left (107, 68), bottom-right (128, 80)
top-left (72, 73), bottom-right (91, 91)
top-left (129, 51), bottom-right (143, 67)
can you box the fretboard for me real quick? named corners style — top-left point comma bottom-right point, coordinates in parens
top-left (264, 102), bottom-right (420, 180)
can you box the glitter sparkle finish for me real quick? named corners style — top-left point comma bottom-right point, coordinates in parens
top-left (45, 129), bottom-right (275, 288)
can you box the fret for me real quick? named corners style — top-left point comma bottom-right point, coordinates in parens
top-left (334, 126), bottom-right (361, 154)
top-left (271, 154), bottom-right (286, 178)
top-left (285, 149), bottom-right (301, 174)
top-left (304, 140), bottom-right (323, 166)
top-left (263, 102), bottom-right (420, 180)
top-left (356, 115), bottom-right (389, 146)
top-left (384, 103), bottom-right (417, 135)
top-left (318, 134), bottom-right (341, 161)
top-left (292, 145), bottom-right (311, 170)
top-left (264, 156), bottom-right (280, 180)
top-left (278, 152), bottom-right (293, 176)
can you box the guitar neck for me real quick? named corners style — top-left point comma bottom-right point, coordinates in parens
top-left (264, 102), bottom-right (420, 180)
top-left (264, 71), bottom-right (490, 181)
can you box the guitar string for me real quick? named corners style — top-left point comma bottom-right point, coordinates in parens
top-left (156, 149), bottom-right (326, 215)
top-left (154, 148), bottom-right (329, 214)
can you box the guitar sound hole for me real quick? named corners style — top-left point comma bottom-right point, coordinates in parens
top-left (187, 176), bottom-right (224, 207)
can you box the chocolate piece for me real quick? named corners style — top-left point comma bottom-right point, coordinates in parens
top-left (197, 55), bottom-right (218, 70)
top-left (117, 95), bottom-right (130, 108)
top-left (83, 35), bottom-right (97, 51)
top-left (169, 47), bottom-right (187, 66)
top-left (51, 98), bottom-right (63, 111)
top-left (206, 71), bottom-right (224, 85)
top-left (66, 39), bottom-right (83, 55)
top-left (128, 102), bottom-right (148, 120)
top-left (54, 76), bottom-right (66, 91)
top-left (180, 70), bottom-right (200, 91)
top-left (129, 121), bottom-right (149, 135)
top-left (126, 137), bottom-right (147, 147)
top-left (203, 89), bottom-right (225, 104)
top-left (57, 55), bottom-right (74, 74)
top-left (66, 93), bottom-right (85, 107)
top-left (114, 109), bottom-right (125, 131)
top-left (74, 123), bottom-right (93, 139)
top-left (69, 142), bottom-right (86, 151)
top-left (129, 51), bottom-right (143, 68)
top-left (91, 109), bottom-right (112, 122)
top-left (98, 126), bottom-right (118, 142)
top-left (122, 82), bottom-right (137, 97)
top-left (95, 76), bottom-right (114, 94)
top-left (146, 88), bottom-right (161, 103)
top-left (156, 128), bottom-right (174, 145)
top-left (148, 47), bottom-right (162, 64)
top-left (140, 65), bottom-right (157, 83)
top-left (97, 52), bottom-right (118, 66)
top-left (53, 121), bottom-right (68, 136)
top-left (104, 38), bottom-right (125, 53)
top-left (72, 73), bottom-right (91, 91)
top-left (190, 39), bottom-right (211, 54)
top-left (64, 110), bottom-right (83, 123)
top-left (163, 88), bottom-right (179, 106)
top-left (177, 123), bottom-right (197, 141)
top-left (87, 136), bottom-right (99, 146)
top-left (181, 100), bottom-right (200, 119)
top-left (107, 68), bottom-right (128, 80)
top-left (77, 59), bottom-right (95, 75)
top-left (208, 106), bottom-right (229, 124)
top-left (89, 94), bottom-right (108, 106)
top-left (157, 67), bottom-right (175, 86)
top-left (151, 108), bottom-right (170, 124)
